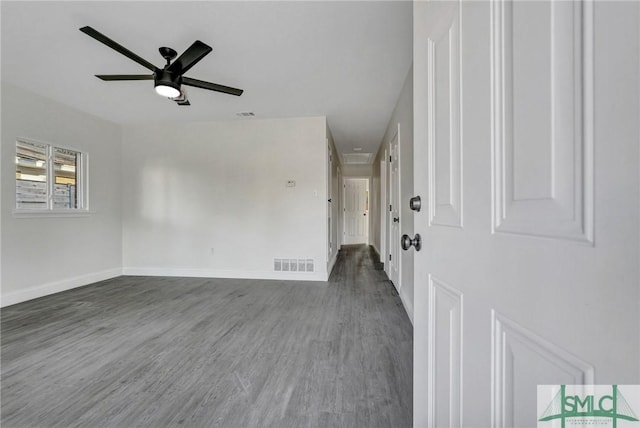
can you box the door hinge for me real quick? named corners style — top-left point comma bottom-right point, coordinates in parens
top-left (389, 205), bottom-right (392, 212)
top-left (389, 254), bottom-right (392, 261)
top-left (389, 156), bottom-right (392, 162)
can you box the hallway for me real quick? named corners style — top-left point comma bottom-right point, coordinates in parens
top-left (1, 245), bottom-right (413, 427)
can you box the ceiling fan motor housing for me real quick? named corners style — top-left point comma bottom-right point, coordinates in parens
top-left (154, 68), bottom-right (182, 96)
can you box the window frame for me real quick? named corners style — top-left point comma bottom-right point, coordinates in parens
top-left (14, 137), bottom-right (90, 217)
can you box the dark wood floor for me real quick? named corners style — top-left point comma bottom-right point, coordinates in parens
top-left (1, 245), bottom-right (412, 428)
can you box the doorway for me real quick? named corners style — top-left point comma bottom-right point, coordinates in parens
top-left (343, 178), bottom-right (369, 245)
top-left (387, 128), bottom-right (401, 288)
top-left (379, 152), bottom-right (387, 265)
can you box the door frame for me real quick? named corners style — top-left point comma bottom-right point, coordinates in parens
top-left (387, 125), bottom-right (401, 288)
top-left (380, 152), bottom-right (388, 265)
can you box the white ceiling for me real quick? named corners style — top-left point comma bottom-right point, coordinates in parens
top-left (1, 1), bottom-right (412, 161)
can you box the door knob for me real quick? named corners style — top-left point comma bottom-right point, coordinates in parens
top-left (409, 196), bottom-right (422, 212)
top-left (393, 217), bottom-right (400, 223)
top-left (401, 233), bottom-right (422, 251)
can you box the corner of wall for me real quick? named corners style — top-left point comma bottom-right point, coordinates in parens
top-left (1, 83), bottom-right (124, 306)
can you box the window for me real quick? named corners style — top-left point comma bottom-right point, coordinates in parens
top-left (15, 139), bottom-right (88, 212)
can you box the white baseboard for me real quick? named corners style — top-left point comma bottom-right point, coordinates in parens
top-left (370, 244), bottom-right (381, 260)
top-left (327, 251), bottom-right (339, 277)
top-left (1, 268), bottom-right (122, 307)
top-left (399, 287), bottom-right (414, 325)
top-left (122, 267), bottom-right (329, 282)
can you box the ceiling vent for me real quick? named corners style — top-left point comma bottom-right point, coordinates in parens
top-left (342, 153), bottom-right (373, 164)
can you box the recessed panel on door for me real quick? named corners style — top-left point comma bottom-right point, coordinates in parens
top-left (491, 0), bottom-right (593, 242)
top-left (428, 9), bottom-right (462, 228)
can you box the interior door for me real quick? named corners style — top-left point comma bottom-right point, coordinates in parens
top-left (337, 166), bottom-right (342, 251)
top-left (380, 153), bottom-right (387, 265)
top-left (327, 141), bottom-right (333, 259)
top-left (389, 130), bottom-right (401, 287)
top-left (343, 178), bottom-right (369, 245)
top-left (413, 1), bottom-right (639, 427)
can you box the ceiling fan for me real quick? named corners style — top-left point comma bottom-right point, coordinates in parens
top-left (80, 26), bottom-right (243, 106)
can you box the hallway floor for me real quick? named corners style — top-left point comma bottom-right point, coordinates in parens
top-left (1, 245), bottom-right (413, 428)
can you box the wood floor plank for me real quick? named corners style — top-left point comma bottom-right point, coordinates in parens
top-left (1, 245), bottom-right (412, 427)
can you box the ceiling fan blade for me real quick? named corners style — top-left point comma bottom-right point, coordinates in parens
top-left (168, 40), bottom-right (212, 75)
top-left (95, 74), bottom-right (154, 81)
top-left (183, 77), bottom-right (243, 96)
top-left (80, 26), bottom-right (157, 72)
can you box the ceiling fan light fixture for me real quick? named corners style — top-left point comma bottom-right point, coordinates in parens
top-left (154, 83), bottom-right (181, 98)
top-left (154, 68), bottom-right (181, 98)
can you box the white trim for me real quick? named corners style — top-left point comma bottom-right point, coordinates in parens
top-left (399, 285), bottom-right (414, 325)
top-left (372, 242), bottom-right (414, 325)
top-left (15, 137), bottom-right (90, 212)
top-left (16, 136), bottom-right (84, 154)
top-left (327, 249), bottom-right (339, 277)
top-left (13, 209), bottom-right (95, 218)
top-left (122, 267), bottom-right (329, 282)
top-left (1, 268), bottom-right (122, 307)
top-left (388, 124), bottom-right (401, 289)
top-left (336, 165), bottom-right (343, 250)
top-left (380, 154), bottom-right (387, 265)
top-left (370, 243), bottom-right (381, 260)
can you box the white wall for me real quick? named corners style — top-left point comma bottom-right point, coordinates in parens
top-left (341, 164), bottom-right (372, 177)
top-left (1, 83), bottom-right (123, 306)
top-left (121, 116), bottom-right (330, 281)
top-left (373, 66), bottom-right (414, 323)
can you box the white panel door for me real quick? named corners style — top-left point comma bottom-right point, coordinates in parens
top-left (413, 1), bottom-right (639, 427)
top-left (327, 142), bottom-right (333, 259)
top-left (389, 130), bottom-right (401, 287)
top-left (380, 154), bottom-right (388, 264)
top-left (343, 178), bottom-right (369, 245)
